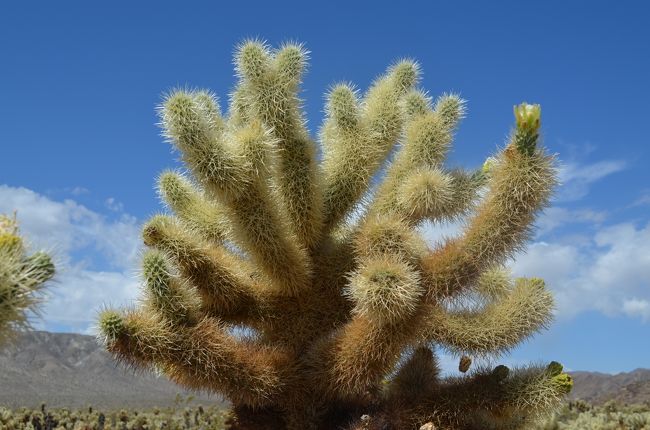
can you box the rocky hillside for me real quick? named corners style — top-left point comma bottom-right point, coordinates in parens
top-left (570, 369), bottom-right (650, 405)
top-left (0, 331), bottom-right (222, 409)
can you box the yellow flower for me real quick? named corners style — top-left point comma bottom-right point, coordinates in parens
top-left (513, 103), bottom-right (541, 133)
top-left (553, 373), bottom-right (574, 394)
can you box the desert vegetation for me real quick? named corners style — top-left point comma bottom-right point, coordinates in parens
top-left (96, 40), bottom-right (572, 429)
top-left (0, 398), bottom-right (227, 430)
top-left (2, 401), bottom-right (650, 430)
top-left (535, 401), bottom-right (650, 429)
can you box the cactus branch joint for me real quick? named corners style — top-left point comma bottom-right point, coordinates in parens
top-left (98, 40), bottom-right (571, 430)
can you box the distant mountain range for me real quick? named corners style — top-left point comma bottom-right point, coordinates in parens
top-left (1, 331), bottom-right (648, 409)
top-left (0, 331), bottom-right (221, 409)
top-left (570, 368), bottom-right (650, 405)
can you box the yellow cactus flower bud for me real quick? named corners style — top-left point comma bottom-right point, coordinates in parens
top-left (553, 373), bottom-right (574, 394)
top-left (513, 103), bottom-right (541, 133)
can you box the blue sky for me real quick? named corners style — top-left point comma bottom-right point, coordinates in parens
top-left (1, 1), bottom-right (649, 373)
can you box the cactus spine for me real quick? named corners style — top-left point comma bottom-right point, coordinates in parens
top-left (0, 213), bottom-right (55, 345)
top-left (99, 41), bottom-right (571, 429)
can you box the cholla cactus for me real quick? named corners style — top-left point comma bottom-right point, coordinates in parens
top-left (99, 41), bottom-right (572, 430)
top-left (0, 213), bottom-right (54, 345)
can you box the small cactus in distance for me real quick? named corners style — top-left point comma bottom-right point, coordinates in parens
top-left (0, 212), bottom-right (55, 345)
top-left (99, 40), bottom-right (570, 429)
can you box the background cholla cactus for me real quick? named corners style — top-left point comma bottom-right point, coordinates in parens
top-left (0, 212), bottom-right (55, 345)
top-left (99, 40), bottom-right (572, 430)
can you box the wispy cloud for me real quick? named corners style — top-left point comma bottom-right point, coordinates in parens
top-left (67, 186), bottom-right (90, 196)
top-left (556, 159), bottom-right (626, 202)
top-left (105, 197), bottom-right (124, 213)
top-left (631, 190), bottom-right (650, 208)
top-left (0, 185), bottom-right (142, 333)
top-left (535, 207), bottom-right (607, 237)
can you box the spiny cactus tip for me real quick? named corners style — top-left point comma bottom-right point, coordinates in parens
top-left (276, 43), bottom-right (308, 82)
top-left (235, 40), bottom-right (271, 81)
top-left (99, 310), bottom-right (125, 341)
top-left (143, 251), bottom-right (171, 292)
top-left (389, 59), bottom-right (420, 92)
top-left (142, 215), bottom-right (169, 246)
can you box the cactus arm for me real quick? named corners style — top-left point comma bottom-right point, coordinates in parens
top-left (434, 93), bottom-right (467, 133)
top-left (157, 171), bottom-right (231, 244)
top-left (233, 41), bottom-right (324, 249)
top-left (392, 167), bottom-right (456, 223)
top-left (99, 309), bottom-right (291, 408)
top-left (319, 83), bottom-right (363, 233)
top-left (140, 249), bottom-right (202, 326)
top-left (141, 216), bottom-right (269, 322)
top-left (423, 277), bottom-right (554, 356)
top-left (370, 94), bottom-right (462, 215)
top-left (307, 314), bottom-right (416, 400)
top-left (413, 364), bottom-right (572, 429)
top-left (421, 109), bottom-right (556, 299)
top-left (461, 142), bottom-right (554, 269)
top-left (395, 168), bottom-right (484, 225)
top-left (320, 62), bottom-right (419, 233)
top-left (161, 93), bottom-right (310, 295)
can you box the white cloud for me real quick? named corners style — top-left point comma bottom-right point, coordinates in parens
top-left (511, 221), bottom-right (650, 322)
top-left (0, 185), bottom-right (142, 333)
top-left (36, 267), bottom-right (141, 334)
top-left (556, 159), bottom-right (626, 202)
top-left (622, 299), bottom-right (650, 321)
